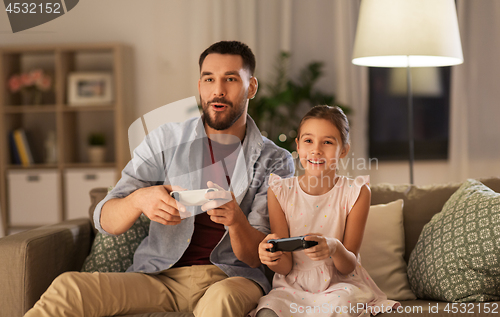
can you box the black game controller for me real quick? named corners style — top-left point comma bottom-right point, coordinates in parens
top-left (266, 236), bottom-right (318, 252)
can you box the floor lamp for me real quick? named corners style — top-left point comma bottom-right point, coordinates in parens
top-left (351, 0), bottom-right (463, 184)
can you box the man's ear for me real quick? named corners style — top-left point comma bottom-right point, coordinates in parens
top-left (248, 76), bottom-right (258, 99)
top-left (198, 78), bottom-right (201, 94)
top-left (340, 144), bottom-right (350, 159)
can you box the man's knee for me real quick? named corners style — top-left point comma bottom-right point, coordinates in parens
top-left (26, 272), bottom-right (89, 317)
top-left (49, 271), bottom-right (98, 300)
top-left (195, 277), bottom-right (262, 316)
top-left (51, 272), bottom-right (84, 290)
top-left (204, 277), bottom-right (262, 305)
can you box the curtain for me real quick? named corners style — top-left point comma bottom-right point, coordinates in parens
top-left (449, 0), bottom-right (500, 181)
top-left (329, 0), bottom-right (369, 178)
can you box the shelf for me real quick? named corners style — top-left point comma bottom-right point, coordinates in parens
top-left (0, 42), bottom-right (133, 236)
top-left (7, 164), bottom-right (58, 170)
top-left (62, 104), bottom-right (115, 112)
top-left (7, 163), bottom-right (116, 169)
top-left (4, 105), bottom-right (57, 113)
top-left (64, 162), bottom-right (116, 169)
top-left (2, 43), bottom-right (124, 53)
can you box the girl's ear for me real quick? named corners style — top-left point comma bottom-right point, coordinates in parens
top-left (340, 144), bottom-right (350, 159)
top-left (295, 137), bottom-right (299, 150)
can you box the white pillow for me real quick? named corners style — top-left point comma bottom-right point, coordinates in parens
top-left (359, 199), bottom-right (416, 300)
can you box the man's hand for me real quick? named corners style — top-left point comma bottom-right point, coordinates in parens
top-left (201, 181), bottom-right (244, 227)
top-left (131, 185), bottom-right (187, 226)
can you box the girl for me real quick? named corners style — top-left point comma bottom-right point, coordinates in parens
top-left (250, 106), bottom-right (399, 317)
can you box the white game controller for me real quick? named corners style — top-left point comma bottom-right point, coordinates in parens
top-left (170, 188), bottom-right (219, 206)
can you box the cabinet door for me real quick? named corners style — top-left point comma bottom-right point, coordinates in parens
top-left (64, 168), bottom-right (116, 220)
top-left (8, 170), bottom-right (60, 226)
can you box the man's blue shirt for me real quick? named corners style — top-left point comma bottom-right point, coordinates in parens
top-left (93, 114), bottom-right (294, 293)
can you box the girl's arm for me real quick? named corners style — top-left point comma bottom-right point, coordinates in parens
top-left (257, 187), bottom-right (293, 275)
top-left (304, 184), bottom-right (371, 275)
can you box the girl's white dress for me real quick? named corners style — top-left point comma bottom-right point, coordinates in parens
top-left (250, 174), bottom-right (399, 317)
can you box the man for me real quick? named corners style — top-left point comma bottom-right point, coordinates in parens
top-left (25, 41), bottom-right (294, 316)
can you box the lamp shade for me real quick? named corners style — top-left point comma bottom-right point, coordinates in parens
top-left (352, 0), bottom-right (463, 67)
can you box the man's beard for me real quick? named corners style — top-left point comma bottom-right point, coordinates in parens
top-left (201, 95), bottom-right (247, 131)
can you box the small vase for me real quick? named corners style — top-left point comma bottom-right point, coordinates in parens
top-left (88, 146), bottom-right (106, 164)
top-left (21, 89), bottom-right (43, 105)
top-left (44, 131), bottom-right (57, 164)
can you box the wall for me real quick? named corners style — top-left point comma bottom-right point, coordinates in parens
top-left (1, 0), bottom-right (499, 186)
top-left (1, 1), bottom-right (196, 118)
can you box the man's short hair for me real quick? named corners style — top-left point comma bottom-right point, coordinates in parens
top-left (199, 41), bottom-right (256, 76)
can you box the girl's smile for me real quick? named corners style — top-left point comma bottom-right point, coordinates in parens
top-left (307, 158), bottom-right (326, 165)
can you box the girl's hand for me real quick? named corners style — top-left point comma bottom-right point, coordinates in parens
top-left (259, 234), bottom-right (285, 266)
top-left (303, 234), bottom-right (339, 261)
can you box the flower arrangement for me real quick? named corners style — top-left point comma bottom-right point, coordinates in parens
top-left (8, 69), bottom-right (52, 104)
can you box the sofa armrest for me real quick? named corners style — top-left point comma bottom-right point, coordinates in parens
top-left (0, 218), bottom-right (93, 317)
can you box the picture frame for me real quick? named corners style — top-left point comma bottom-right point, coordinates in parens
top-left (68, 72), bottom-right (113, 106)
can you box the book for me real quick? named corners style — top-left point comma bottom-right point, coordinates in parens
top-left (20, 130), bottom-right (34, 165)
top-left (9, 132), bottom-right (21, 165)
top-left (13, 129), bottom-right (34, 166)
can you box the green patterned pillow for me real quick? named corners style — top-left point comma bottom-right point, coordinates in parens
top-left (81, 214), bottom-right (151, 272)
top-left (407, 179), bottom-right (500, 302)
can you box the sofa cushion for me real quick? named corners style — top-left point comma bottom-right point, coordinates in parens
top-left (371, 182), bottom-right (460, 264)
top-left (81, 215), bottom-right (150, 272)
top-left (407, 179), bottom-right (500, 302)
top-left (360, 199), bottom-right (416, 300)
top-left (371, 177), bottom-right (500, 264)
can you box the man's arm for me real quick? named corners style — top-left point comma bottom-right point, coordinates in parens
top-left (95, 124), bottom-right (186, 236)
top-left (226, 211), bottom-right (266, 268)
top-left (228, 218), bottom-right (266, 268)
top-left (206, 203), bottom-right (264, 268)
top-left (202, 181), bottom-right (264, 268)
top-left (226, 150), bottom-right (294, 267)
top-left (203, 150), bottom-right (295, 267)
top-left (101, 185), bottom-right (185, 236)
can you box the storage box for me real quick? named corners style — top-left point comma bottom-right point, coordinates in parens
top-left (64, 168), bottom-right (116, 220)
top-left (8, 169), bottom-right (60, 226)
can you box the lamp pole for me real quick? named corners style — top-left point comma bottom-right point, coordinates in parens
top-left (407, 57), bottom-right (414, 185)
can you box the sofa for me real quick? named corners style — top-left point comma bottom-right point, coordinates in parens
top-left (1, 177), bottom-right (499, 317)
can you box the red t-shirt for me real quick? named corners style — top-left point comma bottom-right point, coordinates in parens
top-left (173, 137), bottom-right (240, 267)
